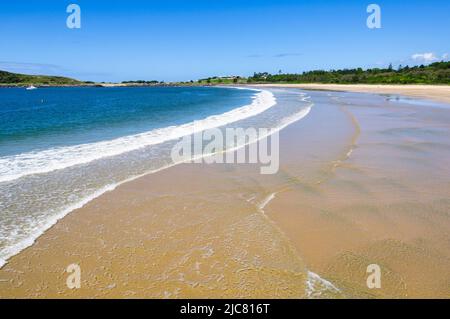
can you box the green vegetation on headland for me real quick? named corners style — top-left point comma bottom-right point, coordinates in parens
top-left (2, 61), bottom-right (449, 87)
top-left (246, 62), bottom-right (450, 85)
top-left (0, 70), bottom-right (84, 86)
top-left (0, 70), bottom-right (172, 87)
top-left (197, 76), bottom-right (245, 85)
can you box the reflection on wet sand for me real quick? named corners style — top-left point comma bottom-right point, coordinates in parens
top-left (1, 89), bottom-right (449, 298)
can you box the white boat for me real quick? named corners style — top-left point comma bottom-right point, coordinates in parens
top-left (26, 85), bottom-right (37, 90)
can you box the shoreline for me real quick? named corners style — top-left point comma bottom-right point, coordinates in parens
top-left (2, 82), bottom-right (450, 104)
top-left (0, 87), bottom-right (276, 269)
top-left (250, 83), bottom-right (450, 104)
top-left (0, 88), bottom-right (322, 298)
top-left (1, 88), bottom-right (449, 298)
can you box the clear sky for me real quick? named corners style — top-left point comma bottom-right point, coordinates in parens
top-left (0, 0), bottom-right (449, 82)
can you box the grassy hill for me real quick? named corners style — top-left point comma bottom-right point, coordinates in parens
top-left (2, 61), bottom-right (449, 87)
top-left (197, 76), bottom-right (247, 85)
top-left (247, 62), bottom-right (450, 85)
top-left (0, 70), bottom-right (83, 86)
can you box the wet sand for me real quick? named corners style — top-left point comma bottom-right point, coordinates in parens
top-left (1, 89), bottom-right (449, 298)
top-left (270, 90), bottom-right (450, 298)
top-left (253, 84), bottom-right (450, 104)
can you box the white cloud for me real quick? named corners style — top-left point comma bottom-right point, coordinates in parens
top-left (442, 53), bottom-right (449, 61)
top-left (411, 52), bottom-right (439, 63)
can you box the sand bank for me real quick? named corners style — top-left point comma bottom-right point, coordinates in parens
top-left (252, 84), bottom-right (450, 104)
top-left (1, 88), bottom-right (449, 298)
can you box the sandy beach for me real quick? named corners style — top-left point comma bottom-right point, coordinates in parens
top-left (1, 87), bottom-right (449, 298)
top-left (253, 84), bottom-right (450, 104)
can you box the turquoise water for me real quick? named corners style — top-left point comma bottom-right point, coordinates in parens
top-left (0, 85), bottom-right (313, 269)
top-left (0, 86), bottom-right (254, 156)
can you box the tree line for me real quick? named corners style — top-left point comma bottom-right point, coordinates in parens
top-left (247, 62), bottom-right (450, 84)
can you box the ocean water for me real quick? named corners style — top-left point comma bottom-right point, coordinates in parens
top-left (0, 86), bottom-right (312, 268)
top-left (0, 87), bottom-right (256, 158)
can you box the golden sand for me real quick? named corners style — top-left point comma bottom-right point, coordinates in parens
top-left (1, 88), bottom-right (449, 298)
top-left (253, 84), bottom-right (450, 104)
top-left (0, 162), bottom-right (321, 298)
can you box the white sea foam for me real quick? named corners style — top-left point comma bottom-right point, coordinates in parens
top-left (0, 183), bottom-right (118, 268)
top-left (306, 271), bottom-right (341, 298)
top-left (0, 89), bottom-right (276, 183)
top-left (0, 88), bottom-right (314, 269)
top-left (257, 192), bottom-right (277, 212)
top-left (0, 164), bottom-right (176, 268)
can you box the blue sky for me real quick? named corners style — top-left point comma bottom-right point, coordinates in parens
top-left (0, 0), bottom-right (449, 82)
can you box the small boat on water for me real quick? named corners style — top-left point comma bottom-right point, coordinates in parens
top-left (26, 85), bottom-right (37, 90)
